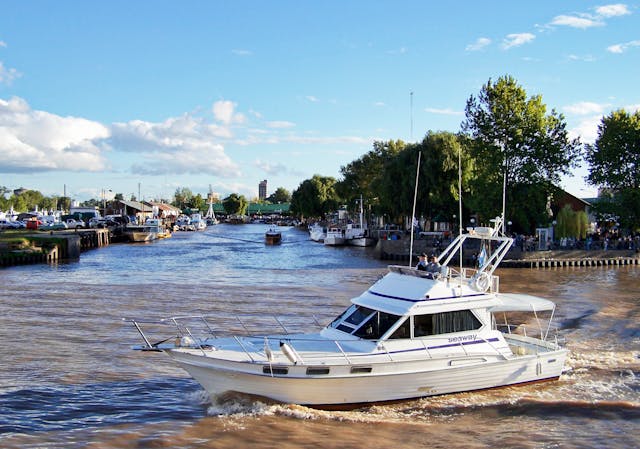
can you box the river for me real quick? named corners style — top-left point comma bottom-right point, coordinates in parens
top-left (0, 224), bottom-right (638, 448)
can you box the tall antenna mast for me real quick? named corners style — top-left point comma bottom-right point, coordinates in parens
top-left (408, 151), bottom-right (422, 267)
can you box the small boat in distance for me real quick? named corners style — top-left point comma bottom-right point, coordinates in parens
top-left (128, 215), bottom-right (567, 407)
top-left (265, 228), bottom-right (282, 245)
top-left (323, 227), bottom-right (345, 246)
top-left (308, 223), bottom-right (326, 243)
top-left (125, 218), bottom-right (163, 243)
top-left (190, 213), bottom-right (207, 231)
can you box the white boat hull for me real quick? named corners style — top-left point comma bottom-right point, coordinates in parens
top-left (168, 348), bottom-right (567, 406)
top-left (127, 231), bottom-right (158, 242)
top-left (324, 235), bottom-right (345, 246)
top-left (347, 237), bottom-right (376, 247)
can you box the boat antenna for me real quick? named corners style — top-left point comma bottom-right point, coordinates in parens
top-left (458, 142), bottom-right (463, 279)
top-left (408, 150), bottom-right (421, 267)
top-left (501, 139), bottom-right (507, 235)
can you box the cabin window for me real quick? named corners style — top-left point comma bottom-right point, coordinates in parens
top-left (353, 310), bottom-right (401, 340)
top-left (414, 310), bottom-right (481, 337)
top-left (329, 304), bottom-right (357, 329)
top-left (388, 318), bottom-right (411, 339)
top-left (331, 305), bottom-right (376, 334)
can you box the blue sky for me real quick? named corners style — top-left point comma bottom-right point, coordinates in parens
top-left (0, 1), bottom-right (638, 203)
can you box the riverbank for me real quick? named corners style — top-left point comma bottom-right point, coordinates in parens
top-left (375, 237), bottom-right (640, 267)
top-left (0, 229), bottom-right (110, 267)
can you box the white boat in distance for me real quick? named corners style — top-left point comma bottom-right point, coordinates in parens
top-left (323, 227), bottom-right (345, 246)
top-left (125, 218), bottom-right (163, 243)
top-left (308, 223), bottom-right (326, 242)
top-left (190, 213), bottom-right (207, 231)
top-left (128, 216), bottom-right (567, 407)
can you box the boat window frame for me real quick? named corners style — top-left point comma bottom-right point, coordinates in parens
top-left (412, 309), bottom-right (483, 338)
top-left (353, 310), bottom-right (402, 340)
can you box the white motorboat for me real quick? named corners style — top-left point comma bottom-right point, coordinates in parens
top-left (125, 218), bottom-right (162, 243)
top-left (265, 228), bottom-right (282, 245)
top-left (190, 213), bottom-right (207, 231)
top-left (346, 195), bottom-right (376, 247)
top-left (308, 223), bottom-right (326, 243)
top-left (323, 227), bottom-right (345, 246)
top-left (128, 217), bottom-right (567, 407)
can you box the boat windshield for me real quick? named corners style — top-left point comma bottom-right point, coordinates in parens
top-left (329, 305), bottom-right (401, 340)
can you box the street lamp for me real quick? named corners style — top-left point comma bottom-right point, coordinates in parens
top-left (101, 188), bottom-right (112, 216)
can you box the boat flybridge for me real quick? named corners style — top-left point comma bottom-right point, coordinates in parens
top-left (127, 216), bottom-right (567, 407)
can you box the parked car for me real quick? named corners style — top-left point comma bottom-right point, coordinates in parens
top-left (65, 219), bottom-right (85, 229)
top-left (40, 222), bottom-right (68, 230)
top-left (89, 217), bottom-right (107, 228)
top-left (0, 220), bottom-right (25, 229)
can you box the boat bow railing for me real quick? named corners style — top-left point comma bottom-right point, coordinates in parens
top-left (125, 315), bottom-right (519, 366)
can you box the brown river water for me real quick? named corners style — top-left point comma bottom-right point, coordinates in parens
top-left (0, 225), bottom-right (638, 448)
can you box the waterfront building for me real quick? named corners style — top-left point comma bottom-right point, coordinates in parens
top-left (258, 180), bottom-right (267, 201)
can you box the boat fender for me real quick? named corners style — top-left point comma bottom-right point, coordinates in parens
top-left (178, 335), bottom-right (195, 347)
top-left (280, 341), bottom-right (299, 364)
top-left (472, 272), bottom-right (491, 292)
top-left (264, 338), bottom-right (274, 361)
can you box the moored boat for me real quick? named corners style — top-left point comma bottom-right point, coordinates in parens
top-left (125, 218), bottom-right (163, 243)
top-left (265, 228), bottom-right (282, 245)
top-left (323, 227), bottom-right (345, 246)
top-left (308, 223), bottom-right (326, 243)
top-left (128, 216), bottom-right (568, 407)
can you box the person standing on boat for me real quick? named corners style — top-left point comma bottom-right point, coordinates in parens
top-left (416, 253), bottom-right (428, 271)
top-left (426, 255), bottom-right (441, 274)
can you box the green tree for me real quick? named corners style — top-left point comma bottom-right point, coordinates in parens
top-left (290, 175), bottom-right (339, 219)
top-left (173, 187), bottom-right (193, 209)
top-left (190, 193), bottom-right (206, 212)
top-left (462, 75), bottom-right (581, 230)
top-left (586, 109), bottom-right (640, 232)
top-left (222, 193), bottom-right (248, 215)
top-left (267, 187), bottom-right (291, 204)
top-left (337, 139), bottom-right (405, 211)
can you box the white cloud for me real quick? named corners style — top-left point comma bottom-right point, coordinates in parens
top-left (595, 4), bottom-right (630, 17)
top-left (569, 115), bottom-right (602, 143)
top-left (567, 54), bottom-right (596, 62)
top-left (0, 62), bottom-right (21, 85)
top-left (0, 41), bottom-right (6, 48)
top-left (110, 113), bottom-right (241, 177)
top-left (465, 37), bottom-right (491, 51)
top-left (0, 96), bottom-right (109, 173)
top-left (424, 107), bottom-right (463, 116)
top-left (212, 100), bottom-right (245, 124)
top-left (550, 4), bottom-right (631, 29)
top-left (305, 95), bottom-right (319, 103)
top-left (607, 40), bottom-right (640, 53)
top-left (266, 120), bottom-right (295, 129)
top-left (254, 159), bottom-right (288, 175)
top-left (550, 15), bottom-right (602, 29)
top-left (563, 101), bottom-right (610, 115)
top-left (502, 33), bottom-right (535, 49)
top-left (231, 49), bottom-right (252, 56)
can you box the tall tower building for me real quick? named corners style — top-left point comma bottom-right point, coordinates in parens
top-left (258, 180), bottom-right (268, 201)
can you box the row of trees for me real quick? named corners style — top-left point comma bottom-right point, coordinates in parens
top-left (290, 75), bottom-right (640, 236)
top-left (173, 187), bottom-right (291, 215)
top-left (0, 184), bottom-right (292, 218)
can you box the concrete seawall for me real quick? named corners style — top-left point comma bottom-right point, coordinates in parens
top-left (375, 238), bottom-right (640, 268)
top-left (0, 229), bottom-right (111, 267)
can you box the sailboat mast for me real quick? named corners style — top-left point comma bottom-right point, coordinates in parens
top-left (408, 151), bottom-right (422, 267)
